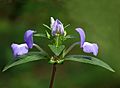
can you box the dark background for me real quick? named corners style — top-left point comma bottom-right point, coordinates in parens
top-left (0, 0), bottom-right (120, 88)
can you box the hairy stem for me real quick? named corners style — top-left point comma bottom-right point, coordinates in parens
top-left (49, 64), bottom-right (56, 88)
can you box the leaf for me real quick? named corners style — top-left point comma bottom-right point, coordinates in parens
top-left (34, 33), bottom-right (46, 38)
top-left (43, 24), bottom-right (51, 30)
top-left (45, 30), bottom-right (51, 39)
top-left (48, 45), bottom-right (65, 56)
top-left (64, 24), bottom-right (70, 29)
top-left (64, 55), bottom-right (115, 72)
top-left (2, 52), bottom-right (48, 72)
top-left (65, 35), bottom-right (77, 39)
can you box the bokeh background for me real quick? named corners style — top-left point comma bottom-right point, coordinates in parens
top-left (0, 0), bottom-right (120, 88)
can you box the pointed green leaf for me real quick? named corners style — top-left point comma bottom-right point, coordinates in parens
top-left (34, 33), bottom-right (46, 38)
top-left (64, 24), bottom-right (70, 29)
top-left (45, 30), bottom-right (51, 39)
top-left (64, 55), bottom-right (115, 72)
top-left (2, 52), bottom-right (48, 72)
top-left (48, 45), bottom-right (65, 56)
top-left (43, 24), bottom-right (51, 30)
top-left (65, 35), bottom-right (77, 39)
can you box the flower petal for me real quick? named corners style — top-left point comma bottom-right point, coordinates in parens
top-left (75, 28), bottom-right (85, 47)
top-left (52, 19), bottom-right (64, 36)
top-left (50, 17), bottom-right (55, 28)
top-left (82, 42), bottom-right (98, 56)
top-left (11, 43), bottom-right (28, 57)
top-left (24, 30), bottom-right (34, 48)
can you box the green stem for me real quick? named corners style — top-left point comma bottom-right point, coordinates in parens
top-left (56, 36), bottom-right (59, 47)
top-left (63, 42), bottom-right (80, 57)
top-left (49, 64), bottom-right (56, 88)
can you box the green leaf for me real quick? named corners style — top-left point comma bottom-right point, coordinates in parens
top-left (65, 35), bottom-right (77, 39)
top-left (45, 30), bottom-right (51, 39)
top-left (48, 45), bottom-right (65, 56)
top-left (2, 52), bottom-right (48, 72)
top-left (43, 24), bottom-right (51, 30)
top-left (60, 35), bottom-right (76, 41)
top-left (64, 55), bottom-right (115, 72)
top-left (64, 24), bottom-right (70, 29)
top-left (34, 33), bottom-right (46, 38)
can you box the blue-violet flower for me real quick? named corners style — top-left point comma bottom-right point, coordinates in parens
top-left (24, 30), bottom-right (35, 49)
top-left (76, 28), bottom-right (98, 56)
top-left (11, 30), bottom-right (34, 57)
top-left (11, 43), bottom-right (28, 57)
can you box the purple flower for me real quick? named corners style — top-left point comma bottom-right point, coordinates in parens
top-left (76, 28), bottom-right (85, 47)
top-left (24, 30), bottom-right (35, 49)
top-left (76, 28), bottom-right (98, 56)
top-left (11, 30), bottom-right (35, 57)
top-left (82, 42), bottom-right (98, 56)
top-left (11, 43), bottom-right (28, 57)
top-left (51, 17), bottom-right (64, 36)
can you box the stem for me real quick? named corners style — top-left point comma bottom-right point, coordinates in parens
top-left (63, 42), bottom-right (80, 57)
top-left (49, 64), bottom-right (56, 88)
top-left (56, 36), bottom-right (59, 47)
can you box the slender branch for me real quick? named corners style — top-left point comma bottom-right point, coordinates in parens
top-left (63, 42), bottom-right (80, 57)
top-left (49, 64), bottom-right (56, 88)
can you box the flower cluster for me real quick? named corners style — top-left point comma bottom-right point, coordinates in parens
top-left (11, 17), bottom-right (98, 58)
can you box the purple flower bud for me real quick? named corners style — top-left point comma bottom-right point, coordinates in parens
top-left (83, 42), bottom-right (98, 56)
top-left (11, 43), bottom-right (28, 57)
top-left (51, 19), bottom-right (64, 36)
top-left (76, 28), bottom-right (99, 56)
top-left (75, 28), bottom-right (85, 47)
top-left (24, 30), bottom-right (35, 49)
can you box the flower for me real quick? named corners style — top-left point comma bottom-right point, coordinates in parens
top-left (11, 30), bottom-right (35, 57)
top-left (51, 17), bottom-right (64, 36)
top-left (11, 43), bottom-right (28, 57)
top-left (24, 30), bottom-right (35, 49)
top-left (76, 28), bottom-right (98, 56)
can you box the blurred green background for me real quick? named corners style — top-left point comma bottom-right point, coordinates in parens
top-left (0, 0), bottom-right (120, 88)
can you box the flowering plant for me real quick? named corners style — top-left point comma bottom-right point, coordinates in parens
top-left (2, 17), bottom-right (115, 88)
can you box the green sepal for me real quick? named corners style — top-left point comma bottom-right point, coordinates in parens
top-left (2, 52), bottom-right (48, 72)
top-left (48, 45), bottom-right (65, 56)
top-left (64, 55), bottom-right (115, 72)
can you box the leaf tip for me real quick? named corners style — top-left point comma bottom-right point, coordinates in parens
top-left (2, 67), bottom-right (7, 72)
top-left (109, 68), bottom-right (115, 72)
